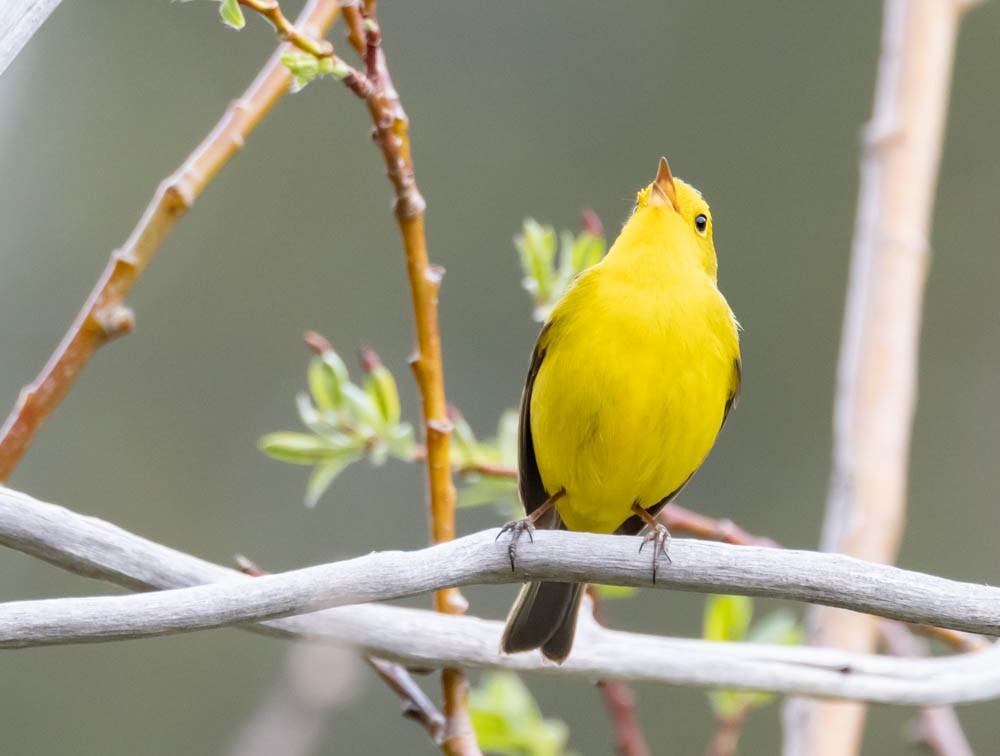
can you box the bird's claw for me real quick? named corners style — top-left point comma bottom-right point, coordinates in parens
top-left (638, 523), bottom-right (672, 583)
top-left (497, 518), bottom-right (536, 571)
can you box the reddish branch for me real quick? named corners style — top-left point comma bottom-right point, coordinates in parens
top-left (704, 708), bottom-right (749, 756)
top-left (587, 589), bottom-right (652, 756)
top-left (0, 0), bottom-right (342, 482)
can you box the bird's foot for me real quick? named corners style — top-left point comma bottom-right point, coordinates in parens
top-left (497, 518), bottom-right (536, 571)
top-left (638, 523), bottom-right (672, 583)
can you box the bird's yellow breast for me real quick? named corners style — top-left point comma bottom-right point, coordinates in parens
top-left (529, 234), bottom-right (739, 534)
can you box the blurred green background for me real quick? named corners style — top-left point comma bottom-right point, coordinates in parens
top-left (2, 1), bottom-right (999, 753)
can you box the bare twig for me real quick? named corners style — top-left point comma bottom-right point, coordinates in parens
top-left (587, 590), bottom-right (651, 756)
top-left (659, 504), bottom-right (780, 549)
top-left (597, 680), bottom-right (651, 756)
top-left (238, 0), bottom-right (334, 58)
top-left (238, 554), bottom-right (446, 745)
top-left (2, 486), bottom-right (1000, 705)
top-left (0, 0), bottom-right (342, 481)
top-left (367, 657), bottom-right (446, 743)
top-left (704, 708), bottom-right (748, 756)
top-left (335, 5), bottom-right (476, 753)
top-left (787, 1), bottom-right (984, 753)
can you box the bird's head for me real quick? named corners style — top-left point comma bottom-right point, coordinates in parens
top-left (632, 157), bottom-right (718, 280)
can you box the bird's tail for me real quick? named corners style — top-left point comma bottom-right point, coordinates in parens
top-left (500, 581), bottom-right (584, 663)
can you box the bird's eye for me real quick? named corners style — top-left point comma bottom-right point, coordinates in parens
top-left (694, 214), bottom-right (708, 234)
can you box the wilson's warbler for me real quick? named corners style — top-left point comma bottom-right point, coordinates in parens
top-left (500, 158), bottom-right (741, 662)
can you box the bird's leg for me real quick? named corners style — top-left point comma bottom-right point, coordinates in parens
top-left (632, 503), bottom-right (672, 583)
top-left (497, 488), bottom-right (566, 571)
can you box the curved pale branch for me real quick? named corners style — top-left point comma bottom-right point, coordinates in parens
top-left (0, 0), bottom-right (62, 77)
top-left (1, 486), bottom-right (998, 649)
top-left (1, 486), bottom-right (998, 705)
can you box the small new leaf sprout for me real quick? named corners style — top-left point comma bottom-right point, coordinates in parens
top-left (219, 0), bottom-right (246, 30)
top-left (260, 339), bottom-right (415, 507)
top-left (453, 409), bottom-right (520, 516)
top-left (703, 596), bottom-right (803, 718)
top-left (280, 50), bottom-right (346, 92)
top-left (281, 50), bottom-right (320, 92)
top-left (469, 673), bottom-right (573, 756)
top-left (704, 594), bottom-right (753, 644)
top-left (516, 218), bottom-right (606, 322)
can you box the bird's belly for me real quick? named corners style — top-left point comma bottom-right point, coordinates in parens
top-left (530, 328), bottom-right (729, 534)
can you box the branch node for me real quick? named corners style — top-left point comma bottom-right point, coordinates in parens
top-left (92, 304), bottom-right (135, 340)
top-left (427, 418), bottom-right (454, 436)
top-left (425, 264), bottom-right (445, 286)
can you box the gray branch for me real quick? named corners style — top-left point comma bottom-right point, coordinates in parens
top-left (2, 485), bottom-right (999, 706)
top-left (0, 0), bottom-right (62, 77)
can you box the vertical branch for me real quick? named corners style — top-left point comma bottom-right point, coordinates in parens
top-left (338, 5), bottom-right (477, 754)
top-left (0, 0), bottom-right (341, 481)
top-left (783, 1), bottom-right (982, 754)
top-left (586, 590), bottom-right (651, 756)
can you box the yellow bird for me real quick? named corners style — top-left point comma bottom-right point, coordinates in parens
top-left (500, 158), bottom-right (741, 662)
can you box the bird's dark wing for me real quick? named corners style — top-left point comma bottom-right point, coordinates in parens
top-left (614, 357), bottom-right (742, 536)
top-left (721, 357), bottom-right (741, 430)
top-left (518, 323), bottom-right (559, 528)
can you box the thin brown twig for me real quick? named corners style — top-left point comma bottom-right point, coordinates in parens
top-left (658, 504), bottom-right (781, 549)
top-left (0, 0), bottom-right (342, 482)
top-left (336, 5), bottom-right (477, 753)
top-left (238, 0), bottom-right (333, 58)
top-left (236, 555), bottom-right (448, 745)
top-left (587, 589), bottom-right (652, 756)
top-left (367, 658), bottom-right (447, 744)
top-left (704, 708), bottom-right (749, 756)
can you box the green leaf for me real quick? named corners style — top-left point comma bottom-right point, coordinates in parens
top-left (707, 607), bottom-right (804, 717)
top-left (703, 594), bottom-right (753, 643)
top-left (258, 432), bottom-right (357, 464)
top-left (469, 673), bottom-right (570, 756)
top-left (516, 219), bottom-right (556, 304)
top-left (304, 455), bottom-right (355, 508)
top-left (340, 382), bottom-right (384, 433)
top-left (308, 353), bottom-right (349, 411)
top-left (709, 689), bottom-right (749, 719)
top-left (569, 231), bottom-right (605, 273)
top-left (281, 50), bottom-right (320, 92)
top-left (386, 423), bottom-right (416, 459)
top-left (591, 584), bottom-right (638, 600)
top-left (747, 609), bottom-right (803, 647)
top-left (457, 476), bottom-right (519, 512)
top-left (450, 411), bottom-right (480, 467)
top-left (219, 0), bottom-right (245, 30)
top-left (496, 409), bottom-right (519, 467)
top-left (363, 365), bottom-right (401, 427)
top-left (294, 391), bottom-right (342, 437)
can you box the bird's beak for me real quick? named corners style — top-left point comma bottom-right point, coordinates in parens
top-left (650, 156), bottom-right (679, 212)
